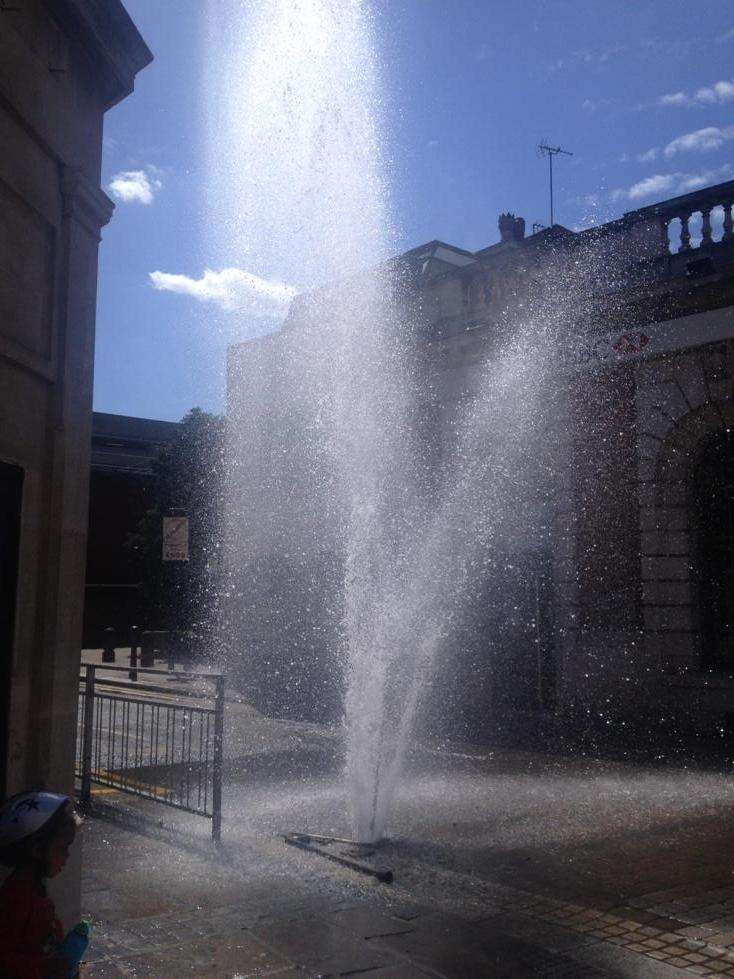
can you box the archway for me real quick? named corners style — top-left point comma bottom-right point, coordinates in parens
top-left (695, 428), bottom-right (734, 669)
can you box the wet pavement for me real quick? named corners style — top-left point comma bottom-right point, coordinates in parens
top-left (76, 689), bottom-right (734, 978)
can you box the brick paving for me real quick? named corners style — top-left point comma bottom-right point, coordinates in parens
top-left (78, 798), bottom-right (734, 977)
top-left (73, 691), bottom-right (734, 977)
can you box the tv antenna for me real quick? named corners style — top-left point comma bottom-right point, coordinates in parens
top-left (538, 143), bottom-right (572, 227)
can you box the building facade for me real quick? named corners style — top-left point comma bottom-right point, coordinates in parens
top-left (84, 412), bottom-right (180, 646)
top-left (0, 0), bottom-right (150, 917)
top-left (227, 179), bottom-right (734, 744)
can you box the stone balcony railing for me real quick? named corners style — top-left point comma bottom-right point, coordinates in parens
top-left (634, 178), bottom-right (734, 258)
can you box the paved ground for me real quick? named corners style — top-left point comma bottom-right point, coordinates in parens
top-left (74, 655), bottom-right (734, 979)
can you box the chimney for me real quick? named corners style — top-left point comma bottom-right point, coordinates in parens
top-left (498, 212), bottom-right (526, 243)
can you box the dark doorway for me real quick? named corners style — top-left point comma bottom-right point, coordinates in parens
top-left (0, 461), bottom-right (23, 795)
top-left (696, 430), bottom-right (734, 670)
top-left (434, 547), bottom-right (557, 739)
top-left (491, 550), bottom-right (556, 712)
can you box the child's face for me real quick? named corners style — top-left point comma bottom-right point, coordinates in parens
top-left (43, 825), bottom-right (76, 878)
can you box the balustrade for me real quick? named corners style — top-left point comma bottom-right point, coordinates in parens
top-left (679, 211), bottom-right (692, 251)
top-left (631, 180), bottom-right (734, 257)
top-left (701, 207), bottom-right (713, 246)
top-left (656, 189), bottom-right (734, 256)
top-left (724, 203), bottom-right (733, 242)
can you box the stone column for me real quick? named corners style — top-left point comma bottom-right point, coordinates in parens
top-left (679, 211), bottom-right (692, 251)
top-left (28, 169), bottom-right (114, 791)
top-left (701, 207), bottom-right (713, 247)
top-left (723, 203), bottom-right (733, 243)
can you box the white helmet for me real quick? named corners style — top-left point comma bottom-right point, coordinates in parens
top-left (0, 792), bottom-right (69, 847)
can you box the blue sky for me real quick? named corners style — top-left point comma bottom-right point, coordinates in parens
top-left (96, 1), bottom-right (734, 421)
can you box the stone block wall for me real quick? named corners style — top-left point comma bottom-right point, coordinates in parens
top-left (556, 318), bottom-right (734, 733)
top-left (0, 0), bottom-right (150, 922)
top-left (636, 338), bottom-right (734, 684)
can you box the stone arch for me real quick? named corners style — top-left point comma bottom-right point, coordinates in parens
top-left (693, 427), bottom-right (734, 667)
top-left (655, 400), bottom-right (734, 508)
top-left (637, 344), bottom-right (734, 673)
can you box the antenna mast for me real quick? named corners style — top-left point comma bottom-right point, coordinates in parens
top-left (538, 143), bottom-right (572, 227)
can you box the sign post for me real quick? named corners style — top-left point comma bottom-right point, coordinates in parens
top-left (162, 515), bottom-right (189, 562)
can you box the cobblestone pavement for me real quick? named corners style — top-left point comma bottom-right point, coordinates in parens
top-left (81, 811), bottom-right (734, 978)
top-left (75, 725), bottom-right (734, 978)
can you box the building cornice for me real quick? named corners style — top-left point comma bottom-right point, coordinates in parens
top-left (45, 0), bottom-right (152, 108)
top-left (62, 167), bottom-right (115, 237)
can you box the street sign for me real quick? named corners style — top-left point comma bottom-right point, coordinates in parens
top-left (559, 306), bottom-right (734, 372)
top-left (162, 516), bottom-right (189, 561)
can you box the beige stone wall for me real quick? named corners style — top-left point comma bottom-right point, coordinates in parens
top-left (1, 3), bottom-right (116, 794)
top-left (0, 0), bottom-right (149, 921)
top-left (552, 312), bottom-right (734, 724)
top-left (636, 332), bottom-right (734, 691)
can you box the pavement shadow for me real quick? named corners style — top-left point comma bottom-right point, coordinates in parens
top-left (223, 743), bottom-right (342, 785)
top-left (382, 801), bottom-right (734, 910)
top-left (82, 796), bottom-right (232, 864)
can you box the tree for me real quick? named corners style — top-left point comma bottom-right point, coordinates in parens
top-left (128, 408), bottom-right (225, 659)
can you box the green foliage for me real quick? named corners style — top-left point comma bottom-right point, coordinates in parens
top-left (128, 408), bottom-right (225, 651)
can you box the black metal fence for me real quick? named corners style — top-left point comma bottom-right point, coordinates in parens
top-left (76, 663), bottom-right (225, 841)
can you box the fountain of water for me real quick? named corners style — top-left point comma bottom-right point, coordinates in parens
top-left (213, 0), bottom-right (556, 847)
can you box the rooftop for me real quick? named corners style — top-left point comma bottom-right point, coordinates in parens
top-left (55, 0), bottom-right (153, 108)
top-left (91, 411), bottom-right (179, 476)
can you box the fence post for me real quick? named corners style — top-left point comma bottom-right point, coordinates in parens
top-left (81, 664), bottom-right (96, 806)
top-left (129, 625), bottom-right (138, 681)
top-left (212, 674), bottom-right (225, 843)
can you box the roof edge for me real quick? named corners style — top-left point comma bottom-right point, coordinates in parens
top-left (47, 0), bottom-right (153, 109)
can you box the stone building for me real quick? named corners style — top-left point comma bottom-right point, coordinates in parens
top-left (227, 178), bottom-right (734, 745)
top-left (84, 412), bottom-right (180, 646)
top-left (0, 1), bottom-right (150, 915)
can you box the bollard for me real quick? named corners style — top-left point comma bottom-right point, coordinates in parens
top-left (140, 631), bottom-right (154, 668)
top-left (140, 629), bottom-right (169, 668)
top-left (129, 625), bottom-right (138, 681)
top-left (101, 626), bottom-right (115, 664)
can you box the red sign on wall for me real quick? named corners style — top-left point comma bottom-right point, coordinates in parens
top-left (611, 332), bottom-right (650, 355)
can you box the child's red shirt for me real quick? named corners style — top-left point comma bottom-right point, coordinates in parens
top-left (0, 871), bottom-right (63, 978)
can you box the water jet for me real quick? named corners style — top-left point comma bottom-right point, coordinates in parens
top-left (217, 0), bottom-right (555, 849)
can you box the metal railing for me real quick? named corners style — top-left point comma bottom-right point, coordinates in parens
top-left (76, 663), bottom-right (225, 841)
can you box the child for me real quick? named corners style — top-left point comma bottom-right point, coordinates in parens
top-left (0, 791), bottom-right (84, 978)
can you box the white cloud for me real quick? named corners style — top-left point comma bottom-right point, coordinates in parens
top-left (624, 126), bottom-right (734, 168)
top-left (108, 168), bottom-right (162, 205)
top-left (149, 267), bottom-right (297, 314)
top-left (612, 164), bottom-right (734, 202)
top-left (581, 97), bottom-right (615, 113)
top-left (553, 36), bottom-right (701, 76)
top-left (676, 167), bottom-right (731, 192)
top-left (696, 80), bottom-right (734, 103)
top-left (656, 79), bottom-right (734, 108)
top-left (663, 125), bottom-right (734, 156)
top-left (614, 174), bottom-right (678, 202)
top-left (659, 91), bottom-right (688, 107)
